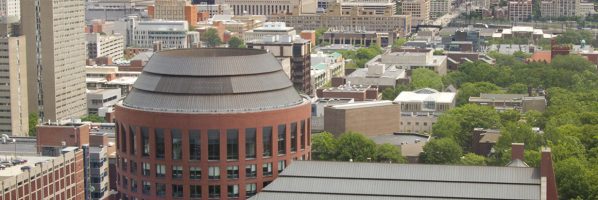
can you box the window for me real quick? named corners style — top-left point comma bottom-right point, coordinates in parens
top-left (246, 183), bottom-right (257, 197)
top-left (155, 128), bottom-right (165, 159)
top-left (190, 185), bottom-right (201, 198)
top-left (277, 124), bottom-right (286, 155)
top-left (208, 185), bottom-right (220, 198)
top-left (263, 127), bottom-right (273, 157)
top-left (208, 130), bottom-right (220, 160)
top-left (156, 183), bottom-right (166, 197)
top-left (121, 124), bottom-right (127, 153)
top-left (142, 163), bottom-right (150, 176)
top-left (122, 176), bottom-right (128, 188)
top-left (172, 165), bottom-right (183, 179)
top-left (141, 127), bottom-right (150, 157)
top-left (208, 166), bottom-right (220, 180)
top-left (300, 120), bottom-right (305, 150)
top-left (142, 181), bottom-right (151, 194)
top-left (227, 129), bottom-right (239, 160)
top-left (156, 164), bottom-right (165, 178)
top-left (189, 130), bottom-right (200, 160)
top-left (228, 185), bottom-right (239, 198)
top-left (172, 129), bottom-right (182, 160)
top-left (290, 122), bottom-right (297, 152)
top-left (130, 126), bottom-right (136, 155)
top-left (190, 167), bottom-right (201, 179)
top-left (245, 164), bottom-right (256, 178)
top-left (263, 181), bottom-right (272, 188)
top-left (172, 184), bottom-right (183, 198)
top-left (227, 166), bottom-right (239, 179)
top-left (278, 160), bottom-right (286, 173)
top-left (131, 179), bottom-right (137, 192)
top-left (262, 162), bottom-right (272, 176)
top-left (245, 128), bottom-right (256, 159)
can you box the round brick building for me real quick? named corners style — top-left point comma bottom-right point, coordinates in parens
top-left (115, 48), bottom-right (312, 200)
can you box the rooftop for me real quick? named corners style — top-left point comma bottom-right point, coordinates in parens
top-left (394, 88), bottom-right (456, 104)
top-left (347, 66), bottom-right (406, 79)
top-left (328, 101), bottom-right (395, 110)
top-left (0, 155), bottom-right (53, 180)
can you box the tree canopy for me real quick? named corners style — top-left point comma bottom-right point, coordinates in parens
top-left (311, 132), bottom-right (406, 163)
top-left (202, 28), bottom-right (222, 47)
top-left (410, 68), bottom-right (443, 91)
top-left (227, 36), bottom-right (245, 48)
top-left (420, 138), bottom-right (463, 164)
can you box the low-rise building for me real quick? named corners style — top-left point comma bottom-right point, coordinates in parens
top-left (87, 89), bottom-right (122, 116)
top-left (345, 63), bottom-right (409, 90)
top-left (370, 133), bottom-right (430, 163)
top-left (316, 84), bottom-right (379, 101)
top-left (130, 20), bottom-right (200, 49)
top-left (508, 0), bottom-right (533, 21)
top-left (469, 93), bottom-right (547, 113)
top-left (446, 51), bottom-right (495, 71)
top-left (86, 66), bottom-right (140, 97)
top-left (369, 48), bottom-right (448, 75)
top-left (244, 22), bottom-right (296, 42)
top-left (86, 33), bottom-right (125, 62)
top-left (324, 101), bottom-right (401, 136)
top-left (472, 128), bottom-right (501, 156)
top-left (196, 3), bottom-right (234, 18)
top-left (320, 30), bottom-right (391, 47)
top-left (394, 88), bottom-right (456, 134)
top-left (311, 98), bottom-right (356, 132)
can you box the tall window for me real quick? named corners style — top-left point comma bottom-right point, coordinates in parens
top-left (300, 120), bottom-right (306, 150)
top-left (262, 162), bottom-right (272, 176)
top-left (208, 130), bottom-right (220, 160)
top-left (190, 167), bottom-right (201, 179)
top-left (262, 127), bottom-right (272, 157)
top-left (246, 183), bottom-right (257, 197)
top-left (131, 179), bottom-right (137, 192)
top-left (172, 165), bottom-right (183, 179)
top-left (172, 184), bottom-right (183, 198)
top-left (142, 163), bottom-right (150, 176)
top-left (141, 127), bottom-right (150, 157)
top-left (129, 126), bottom-right (136, 155)
top-left (156, 183), bottom-right (166, 197)
top-left (208, 185), bottom-right (220, 198)
top-left (227, 185), bottom-right (239, 198)
top-left (121, 124), bottom-right (127, 153)
top-left (227, 166), bottom-right (239, 179)
top-left (190, 185), bottom-right (201, 198)
top-left (155, 128), bottom-right (165, 159)
top-left (226, 129), bottom-right (239, 160)
top-left (245, 128), bottom-right (256, 159)
top-left (277, 124), bottom-right (286, 155)
top-left (278, 160), bottom-right (286, 173)
top-left (130, 161), bottom-right (137, 174)
top-left (290, 122), bottom-right (297, 152)
top-left (171, 129), bottom-right (182, 160)
top-left (189, 130), bottom-right (200, 160)
top-left (142, 181), bottom-right (151, 194)
top-left (245, 164), bottom-right (256, 178)
top-left (156, 164), bottom-right (165, 177)
top-left (208, 166), bottom-right (220, 180)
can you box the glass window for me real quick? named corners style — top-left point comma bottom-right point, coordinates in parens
top-left (246, 183), bottom-right (257, 197)
top-left (172, 165), bottom-right (183, 179)
top-left (156, 164), bottom-right (165, 177)
top-left (141, 127), bottom-right (150, 157)
top-left (208, 166), bottom-right (220, 180)
top-left (262, 162), bottom-right (272, 176)
top-left (227, 129), bottom-right (239, 160)
top-left (278, 160), bottom-right (286, 173)
top-left (227, 166), bottom-right (239, 179)
top-left (262, 127), bottom-right (272, 157)
top-left (172, 129), bottom-right (182, 160)
top-left (290, 122), bottom-right (297, 152)
top-left (300, 120), bottom-right (305, 150)
top-left (142, 181), bottom-right (151, 194)
top-left (189, 130), bottom-right (200, 160)
top-left (208, 185), bottom-right (220, 198)
top-left (131, 179), bottom-right (137, 192)
top-left (190, 167), bottom-right (201, 179)
top-left (277, 124), bottom-right (286, 155)
top-left (129, 126), bottom-right (136, 155)
top-left (121, 124), bottom-right (127, 153)
top-left (190, 185), bottom-right (201, 198)
top-left (130, 161), bottom-right (137, 174)
top-left (172, 184), bottom-right (183, 198)
top-left (142, 163), bottom-right (150, 176)
top-left (208, 130), bottom-right (220, 160)
top-left (245, 128), bottom-right (256, 159)
top-left (122, 176), bottom-right (128, 188)
top-left (245, 164), bottom-right (256, 178)
top-left (227, 185), bottom-right (239, 198)
top-left (155, 128), bottom-right (165, 159)
top-left (156, 183), bottom-right (166, 197)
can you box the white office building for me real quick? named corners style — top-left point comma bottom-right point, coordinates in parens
top-left (86, 33), bottom-right (125, 62)
top-left (130, 20), bottom-right (200, 49)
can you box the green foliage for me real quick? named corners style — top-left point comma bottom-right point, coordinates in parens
top-left (311, 131), bottom-right (407, 163)
top-left (460, 153), bottom-right (487, 166)
top-left (495, 122), bottom-right (544, 153)
top-left (374, 143), bottom-right (407, 163)
top-left (556, 30), bottom-right (596, 46)
top-left (433, 49), bottom-right (445, 55)
top-left (312, 132), bottom-right (338, 160)
top-left (339, 46), bottom-right (383, 68)
top-left (28, 113), bottom-right (38, 136)
top-left (381, 85), bottom-right (411, 100)
top-left (410, 68), bottom-right (443, 90)
top-left (499, 110), bottom-right (521, 123)
top-left (555, 157), bottom-right (592, 200)
top-left (432, 104), bottom-right (501, 151)
top-left (227, 36), bottom-right (245, 48)
top-left (456, 82), bottom-right (502, 105)
top-left (420, 138), bottom-right (463, 164)
top-left (392, 38), bottom-right (407, 49)
top-left (82, 114), bottom-right (105, 123)
top-left (335, 132), bottom-right (378, 162)
top-left (507, 83), bottom-right (528, 94)
top-left (315, 27), bottom-right (328, 45)
top-left (202, 28), bottom-right (222, 47)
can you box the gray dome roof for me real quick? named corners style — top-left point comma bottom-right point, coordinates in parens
top-left (122, 48), bottom-right (305, 113)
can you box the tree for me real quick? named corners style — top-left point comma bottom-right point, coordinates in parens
top-left (28, 113), bottom-right (38, 136)
top-left (460, 153), bottom-right (487, 165)
top-left (456, 82), bottom-right (502, 105)
top-left (555, 157), bottom-right (592, 199)
top-left (410, 68), bottom-right (443, 91)
top-left (432, 104), bottom-right (501, 151)
top-left (499, 109), bottom-right (521, 124)
top-left (495, 122), bottom-right (544, 152)
top-left (381, 85), bottom-right (411, 100)
top-left (82, 114), bottom-right (105, 123)
top-left (507, 83), bottom-right (528, 94)
top-left (420, 138), bottom-right (463, 164)
top-left (433, 50), bottom-right (445, 55)
top-left (202, 28), bottom-right (222, 47)
top-left (227, 36), bottom-right (245, 48)
top-left (335, 132), bottom-right (377, 162)
top-left (374, 143), bottom-right (406, 163)
top-left (311, 132), bottom-right (338, 160)
top-left (315, 27), bottom-right (328, 45)
top-left (392, 38), bottom-right (407, 48)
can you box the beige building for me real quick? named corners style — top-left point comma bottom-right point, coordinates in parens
top-left (394, 88), bottom-right (456, 134)
top-left (401, 0), bottom-right (431, 25)
top-left (509, 0), bottom-right (533, 21)
top-left (339, 0), bottom-right (397, 15)
top-left (215, 0), bottom-right (317, 15)
top-left (0, 36), bottom-right (27, 136)
top-left (148, 0), bottom-right (197, 26)
top-left (324, 101), bottom-right (401, 136)
top-left (86, 33), bottom-right (125, 62)
top-left (22, 0), bottom-right (88, 122)
top-left (540, 0), bottom-right (583, 18)
top-left (430, 0), bottom-right (451, 19)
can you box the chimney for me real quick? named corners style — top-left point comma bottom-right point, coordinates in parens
top-left (541, 147), bottom-right (559, 200)
top-left (511, 143), bottom-right (524, 161)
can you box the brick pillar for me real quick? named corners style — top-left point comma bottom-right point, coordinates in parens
top-left (511, 143), bottom-right (524, 160)
top-left (541, 147), bottom-right (558, 200)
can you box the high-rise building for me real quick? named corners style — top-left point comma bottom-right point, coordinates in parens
top-left (215, 0), bottom-right (318, 15)
top-left (22, 0), bottom-right (88, 122)
top-left (115, 48), bottom-right (312, 200)
top-left (0, 35), bottom-right (28, 136)
top-left (86, 33), bottom-right (126, 62)
top-left (540, 0), bottom-right (582, 18)
top-left (430, 0), bottom-right (451, 19)
top-left (148, 0), bottom-right (198, 26)
top-left (508, 0), bottom-right (533, 21)
top-left (0, 0), bottom-right (19, 21)
top-left (401, 0), bottom-right (431, 25)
